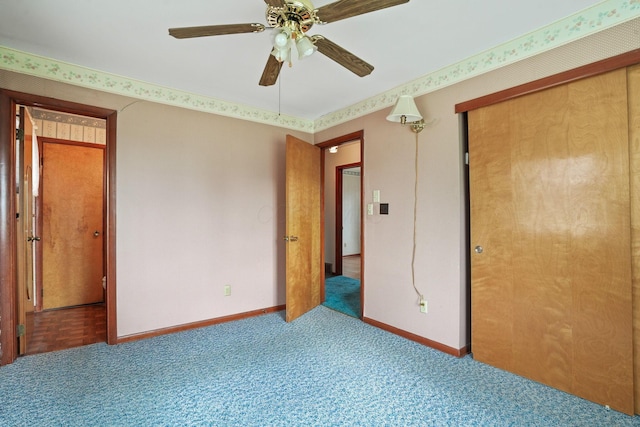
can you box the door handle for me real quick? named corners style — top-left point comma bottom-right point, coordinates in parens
top-left (474, 245), bottom-right (483, 254)
top-left (283, 235), bottom-right (299, 242)
top-left (27, 236), bottom-right (41, 242)
top-left (93, 231), bottom-right (100, 237)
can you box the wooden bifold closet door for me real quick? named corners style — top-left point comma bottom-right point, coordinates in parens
top-left (468, 67), bottom-right (634, 414)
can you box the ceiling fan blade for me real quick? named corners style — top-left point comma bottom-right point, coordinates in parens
top-left (264, 0), bottom-right (287, 7)
top-left (169, 23), bottom-right (265, 39)
top-left (313, 36), bottom-right (374, 77)
top-left (259, 54), bottom-right (284, 86)
top-left (315, 0), bottom-right (409, 23)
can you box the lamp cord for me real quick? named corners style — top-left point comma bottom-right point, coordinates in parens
top-left (411, 130), bottom-right (423, 303)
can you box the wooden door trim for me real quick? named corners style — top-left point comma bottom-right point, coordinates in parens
top-left (455, 48), bottom-right (640, 113)
top-left (0, 89), bottom-right (117, 365)
top-left (0, 90), bottom-right (16, 364)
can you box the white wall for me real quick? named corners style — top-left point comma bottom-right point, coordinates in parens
top-left (342, 168), bottom-right (361, 256)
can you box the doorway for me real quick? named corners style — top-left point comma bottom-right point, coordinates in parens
top-left (318, 131), bottom-right (364, 318)
top-left (20, 107), bottom-right (106, 355)
top-left (0, 89), bottom-right (117, 365)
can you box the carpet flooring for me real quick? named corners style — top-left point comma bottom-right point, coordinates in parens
top-left (323, 275), bottom-right (361, 318)
top-left (1, 306), bottom-right (638, 426)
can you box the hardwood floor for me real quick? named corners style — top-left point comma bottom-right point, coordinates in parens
top-left (342, 255), bottom-right (361, 280)
top-left (25, 304), bottom-right (106, 355)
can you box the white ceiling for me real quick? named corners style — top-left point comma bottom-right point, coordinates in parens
top-left (0, 0), bottom-right (608, 121)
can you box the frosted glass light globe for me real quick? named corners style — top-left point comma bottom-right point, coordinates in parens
top-left (274, 31), bottom-right (289, 48)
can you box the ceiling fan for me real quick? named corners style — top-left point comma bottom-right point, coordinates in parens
top-left (169, 0), bottom-right (410, 86)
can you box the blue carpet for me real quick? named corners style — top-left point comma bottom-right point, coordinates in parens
top-left (1, 306), bottom-right (638, 426)
top-left (323, 275), bottom-right (360, 318)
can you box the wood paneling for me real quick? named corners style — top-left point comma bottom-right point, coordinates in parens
top-left (469, 68), bottom-right (634, 414)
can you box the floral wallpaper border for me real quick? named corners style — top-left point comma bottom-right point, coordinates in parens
top-left (1, 0), bottom-right (638, 133)
top-left (315, 0), bottom-right (640, 131)
top-left (29, 107), bottom-right (106, 129)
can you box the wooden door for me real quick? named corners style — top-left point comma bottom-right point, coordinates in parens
top-left (629, 63), bottom-right (640, 414)
top-left (285, 135), bottom-right (322, 322)
top-left (469, 68), bottom-right (634, 414)
top-left (42, 141), bottom-right (104, 309)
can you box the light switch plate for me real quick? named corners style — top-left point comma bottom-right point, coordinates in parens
top-left (373, 190), bottom-right (380, 203)
top-left (367, 203), bottom-right (374, 216)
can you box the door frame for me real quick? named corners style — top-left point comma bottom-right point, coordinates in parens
top-left (0, 89), bottom-right (117, 365)
top-left (317, 130), bottom-right (364, 317)
top-left (334, 162), bottom-right (361, 276)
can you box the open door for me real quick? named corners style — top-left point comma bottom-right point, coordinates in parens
top-left (285, 135), bottom-right (322, 322)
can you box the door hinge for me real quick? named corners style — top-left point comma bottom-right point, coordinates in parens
top-left (16, 129), bottom-right (24, 142)
top-left (17, 324), bottom-right (25, 337)
top-left (465, 152), bottom-right (469, 165)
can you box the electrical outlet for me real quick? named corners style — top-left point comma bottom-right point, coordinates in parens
top-left (420, 299), bottom-right (427, 313)
top-left (224, 285), bottom-right (231, 296)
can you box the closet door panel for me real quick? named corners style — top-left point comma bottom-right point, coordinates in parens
top-left (469, 68), bottom-right (633, 414)
top-left (627, 63), bottom-right (640, 414)
top-left (567, 68), bottom-right (632, 413)
top-left (509, 84), bottom-right (573, 392)
top-left (468, 102), bottom-right (516, 372)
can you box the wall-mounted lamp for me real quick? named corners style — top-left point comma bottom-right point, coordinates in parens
top-left (328, 146), bottom-right (338, 153)
top-left (386, 95), bottom-right (425, 133)
top-left (386, 95), bottom-right (428, 306)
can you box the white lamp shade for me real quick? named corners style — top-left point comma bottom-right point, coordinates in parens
top-left (386, 95), bottom-right (423, 123)
top-left (296, 36), bottom-right (315, 59)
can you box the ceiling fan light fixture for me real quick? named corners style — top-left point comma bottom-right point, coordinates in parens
top-left (271, 46), bottom-right (291, 63)
top-left (295, 36), bottom-right (315, 59)
top-left (168, 0), bottom-right (412, 86)
top-left (273, 27), bottom-right (292, 49)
